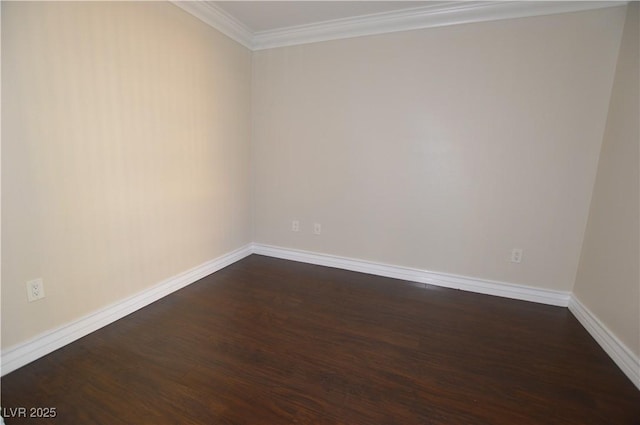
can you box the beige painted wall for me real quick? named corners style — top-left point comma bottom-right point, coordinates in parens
top-left (573, 3), bottom-right (639, 357)
top-left (1, 2), bottom-right (252, 349)
top-left (2, 1), bottom-right (635, 360)
top-left (252, 7), bottom-right (626, 291)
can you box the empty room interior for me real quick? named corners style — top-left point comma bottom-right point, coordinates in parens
top-left (1, 0), bottom-right (639, 423)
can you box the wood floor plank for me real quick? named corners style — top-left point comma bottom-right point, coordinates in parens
top-left (2, 255), bottom-right (639, 424)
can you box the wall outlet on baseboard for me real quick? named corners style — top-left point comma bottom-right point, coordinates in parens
top-left (314, 223), bottom-right (322, 235)
top-left (292, 220), bottom-right (300, 232)
top-left (27, 278), bottom-right (45, 302)
top-left (511, 249), bottom-right (523, 263)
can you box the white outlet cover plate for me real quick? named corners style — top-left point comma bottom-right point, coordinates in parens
top-left (27, 278), bottom-right (45, 302)
top-left (511, 249), bottom-right (523, 263)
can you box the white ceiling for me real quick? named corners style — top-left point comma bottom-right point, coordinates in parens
top-left (214, 1), bottom-right (435, 33)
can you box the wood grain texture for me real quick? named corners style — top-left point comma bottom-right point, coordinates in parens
top-left (2, 255), bottom-right (639, 424)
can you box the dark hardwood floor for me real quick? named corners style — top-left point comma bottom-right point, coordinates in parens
top-left (2, 255), bottom-right (639, 424)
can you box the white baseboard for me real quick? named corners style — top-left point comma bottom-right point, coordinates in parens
top-left (6, 241), bottom-right (635, 394)
top-left (0, 244), bottom-right (253, 376)
top-left (568, 295), bottom-right (640, 390)
top-left (252, 244), bottom-right (571, 307)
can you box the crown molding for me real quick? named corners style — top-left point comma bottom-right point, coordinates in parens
top-left (172, 1), bottom-right (627, 51)
top-left (171, 1), bottom-right (253, 49)
top-left (252, 1), bottom-right (627, 50)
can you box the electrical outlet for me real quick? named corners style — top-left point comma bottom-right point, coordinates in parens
top-left (314, 223), bottom-right (322, 235)
top-left (511, 249), bottom-right (523, 263)
top-left (27, 278), bottom-right (45, 302)
top-left (292, 220), bottom-right (300, 232)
